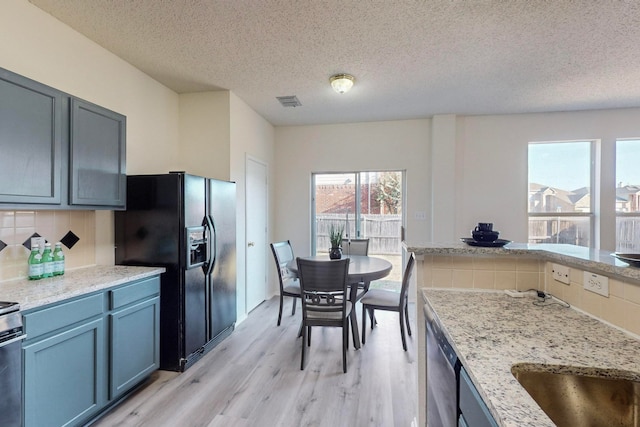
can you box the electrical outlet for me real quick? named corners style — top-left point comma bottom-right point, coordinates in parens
top-left (551, 263), bottom-right (570, 284)
top-left (584, 272), bottom-right (609, 297)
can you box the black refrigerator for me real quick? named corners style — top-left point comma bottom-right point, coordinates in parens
top-left (115, 172), bottom-right (236, 372)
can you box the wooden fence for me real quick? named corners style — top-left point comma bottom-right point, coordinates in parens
top-left (316, 214), bottom-right (401, 254)
top-left (528, 218), bottom-right (589, 246)
top-left (529, 217), bottom-right (640, 250)
top-left (617, 217), bottom-right (640, 251)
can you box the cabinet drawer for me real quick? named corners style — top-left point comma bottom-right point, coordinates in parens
top-left (24, 293), bottom-right (104, 339)
top-left (459, 366), bottom-right (498, 427)
top-left (110, 276), bottom-right (160, 310)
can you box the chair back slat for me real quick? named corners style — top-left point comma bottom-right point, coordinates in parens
top-left (270, 241), bottom-right (296, 286)
top-left (341, 238), bottom-right (369, 256)
top-left (297, 258), bottom-right (350, 319)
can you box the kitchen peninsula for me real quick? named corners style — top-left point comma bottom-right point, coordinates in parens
top-left (405, 241), bottom-right (640, 426)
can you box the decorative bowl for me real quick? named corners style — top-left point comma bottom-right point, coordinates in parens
top-left (472, 230), bottom-right (500, 242)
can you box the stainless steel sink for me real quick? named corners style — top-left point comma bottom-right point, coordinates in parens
top-left (511, 363), bottom-right (640, 427)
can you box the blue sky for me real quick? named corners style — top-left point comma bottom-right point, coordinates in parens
top-left (528, 142), bottom-right (591, 191)
top-left (529, 140), bottom-right (640, 191)
top-left (616, 140), bottom-right (640, 186)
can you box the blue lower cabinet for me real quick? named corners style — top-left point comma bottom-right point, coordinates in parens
top-left (22, 276), bottom-right (161, 427)
top-left (23, 318), bottom-right (106, 427)
top-left (110, 296), bottom-right (160, 399)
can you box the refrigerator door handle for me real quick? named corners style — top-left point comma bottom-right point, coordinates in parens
top-left (209, 214), bottom-right (218, 271)
top-left (204, 215), bottom-right (216, 275)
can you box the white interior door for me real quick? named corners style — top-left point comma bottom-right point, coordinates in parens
top-left (245, 156), bottom-right (268, 312)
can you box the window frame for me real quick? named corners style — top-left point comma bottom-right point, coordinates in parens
top-left (527, 140), bottom-right (596, 247)
top-left (615, 138), bottom-right (640, 251)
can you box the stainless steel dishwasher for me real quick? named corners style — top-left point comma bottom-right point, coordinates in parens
top-left (0, 302), bottom-right (25, 427)
top-left (425, 303), bottom-right (459, 427)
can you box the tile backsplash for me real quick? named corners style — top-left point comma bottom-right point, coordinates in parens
top-left (0, 210), bottom-right (95, 281)
top-left (545, 262), bottom-right (640, 336)
top-left (420, 254), bottom-right (544, 291)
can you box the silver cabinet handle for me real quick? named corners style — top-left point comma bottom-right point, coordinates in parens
top-left (248, 242), bottom-right (255, 247)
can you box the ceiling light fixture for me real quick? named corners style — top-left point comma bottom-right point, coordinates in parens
top-left (330, 73), bottom-right (355, 94)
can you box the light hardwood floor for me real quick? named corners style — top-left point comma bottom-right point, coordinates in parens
top-left (93, 296), bottom-right (417, 427)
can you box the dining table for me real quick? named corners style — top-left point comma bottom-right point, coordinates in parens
top-left (287, 255), bottom-right (393, 349)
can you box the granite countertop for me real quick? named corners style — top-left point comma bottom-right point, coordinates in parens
top-left (423, 288), bottom-right (640, 427)
top-left (0, 265), bottom-right (165, 311)
top-left (404, 241), bottom-right (640, 282)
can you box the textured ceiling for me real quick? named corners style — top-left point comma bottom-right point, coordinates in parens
top-left (28, 0), bottom-right (640, 126)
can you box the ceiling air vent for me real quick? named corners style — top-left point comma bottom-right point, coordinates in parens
top-left (277, 95), bottom-right (302, 107)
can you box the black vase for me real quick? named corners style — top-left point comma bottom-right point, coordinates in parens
top-left (329, 246), bottom-right (342, 259)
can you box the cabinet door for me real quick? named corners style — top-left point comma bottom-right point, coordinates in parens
top-left (70, 98), bottom-right (126, 208)
top-left (110, 296), bottom-right (160, 399)
top-left (0, 68), bottom-right (63, 204)
top-left (23, 318), bottom-right (106, 427)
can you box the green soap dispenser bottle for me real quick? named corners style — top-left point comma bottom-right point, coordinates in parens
top-left (42, 242), bottom-right (53, 278)
top-left (53, 242), bottom-right (65, 276)
top-left (28, 244), bottom-right (43, 280)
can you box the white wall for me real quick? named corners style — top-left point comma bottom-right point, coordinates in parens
top-left (274, 119), bottom-right (431, 261)
top-left (0, 0), bottom-right (181, 267)
top-left (0, 1), bottom-right (277, 327)
top-left (453, 108), bottom-right (640, 250)
top-left (230, 92), bottom-right (275, 321)
top-left (179, 92), bottom-right (231, 180)
top-left (177, 91), bottom-right (276, 323)
top-left (274, 108), bottom-right (640, 262)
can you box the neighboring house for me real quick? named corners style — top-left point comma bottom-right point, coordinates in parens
top-left (529, 183), bottom-right (589, 213)
top-left (571, 187), bottom-right (591, 213)
top-left (315, 183), bottom-right (382, 214)
top-left (616, 184), bottom-right (640, 212)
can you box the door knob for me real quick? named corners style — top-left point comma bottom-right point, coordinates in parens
top-left (248, 241), bottom-right (255, 247)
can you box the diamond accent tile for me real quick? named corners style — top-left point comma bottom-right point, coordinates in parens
top-left (22, 233), bottom-right (42, 250)
top-left (0, 240), bottom-right (6, 252)
top-left (60, 231), bottom-right (80, 249)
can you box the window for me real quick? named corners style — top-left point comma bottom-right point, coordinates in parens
top-left (311, 171), bottom-right (405, 288)
top-left (615, 139), bottom-right (640, 251)
top-left (528, 141), bottom-right (593, 247)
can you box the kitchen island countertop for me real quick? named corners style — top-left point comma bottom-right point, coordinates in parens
top-left (405, 241), bottom-right (640, 282)
top-left (423, 288), bottom-right (640, 427)
top-left (0, 265), bottom-right (165, 311)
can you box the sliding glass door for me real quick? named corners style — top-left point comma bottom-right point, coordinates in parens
top-left (312, 171), bottom-right (405, 288)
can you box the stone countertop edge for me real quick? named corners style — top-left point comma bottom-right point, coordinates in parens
top-left (0, 265), bottom-right (165, 311)
top-left (423, 288), bottom-right (640, 427)
top-left (403, 241), bottom-right (640, 282)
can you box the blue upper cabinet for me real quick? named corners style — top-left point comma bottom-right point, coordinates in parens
top-left (0, 67), bottom-right (126, 210)
top-left (70, 98), bottom-right (126, 208)
top-left (0, 68), bottom-right (64, 205)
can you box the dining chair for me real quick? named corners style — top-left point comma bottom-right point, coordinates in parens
top-left (270, 241), bottom-right (302, 326)
top-left (360, 252), bottom-right (415, 351)
top-left (296, 257), bottom-right (351, 373)
top-left (340, 238), bottom-right (369, 256)
top-left (341, 238), bottom-right (372, 322)
top-left (341, 237), bottom-right (370, 294)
